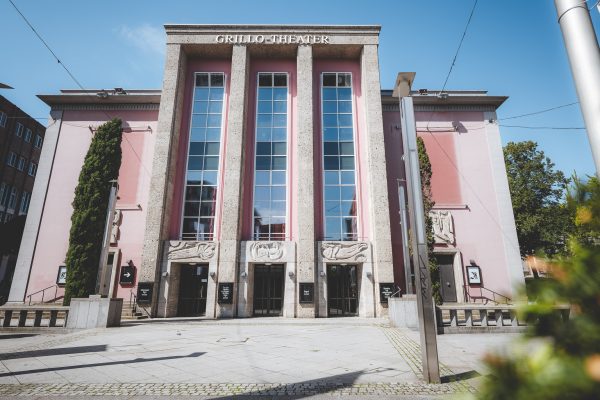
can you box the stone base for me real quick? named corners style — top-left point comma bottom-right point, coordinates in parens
top-left (66, 295), bottom-right (122, 329)
top-left (388, 295), bottom-right (417, 330)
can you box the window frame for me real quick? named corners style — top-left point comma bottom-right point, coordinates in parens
top-left (319, 71), bottom-right (361, 241)
top-left (251, 71), bottom-right (291, 241)
top-left (34, 134), bottom-right (43, 148)
top-left (0, 111), bottom-right (7, 128)
top-left (7, 187), bottom-right (18, 210)
top-left (17, 156), bottom-right (26, 171)
top-left (24, 128), bottom-right (32, 142)
top-left (15, 122), bottom-right (23, 137)
top-left (28, 162), bottom-right (37, 177)
top-left (7, 152), bottom-right (17, 167)
top-left (19, 191), bottom-right (31, 215)
top-left (179, 71), bottom-right (227, 241)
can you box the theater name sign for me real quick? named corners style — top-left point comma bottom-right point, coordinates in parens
top-left (215, 34), bottom-right (330, 44)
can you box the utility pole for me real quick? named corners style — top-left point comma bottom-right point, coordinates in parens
top-left (393, 72), bottom-right (441, 384)
top-left (555, 0), bottom-right (600, 176)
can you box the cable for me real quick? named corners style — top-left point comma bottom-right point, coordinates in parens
top-left (439, 0), bottom-right (479, 96)
top-left (427, 0), bottom-right (479, 132)
top-left (8, 0), bottom-right (86, 92)
top-left (8, 0), bottom-right (152, 177)
top-left (498, 101), bottom-right (579, 121)
top-left (499, 124), bottom-right (585, 130)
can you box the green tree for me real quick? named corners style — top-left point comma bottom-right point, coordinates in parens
top-left (63, 119), bottom-right (122, 305)
top-left (417, 136), bottom-right (441, 304)
top-left (473, 178), bottom-right (600, 400)
top-left (503, 141), bottom-right (572, 257)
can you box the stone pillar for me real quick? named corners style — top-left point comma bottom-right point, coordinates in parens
top-left (140, 44), bottom-right (187, 316)
top-left (295, 45), bottom-right (316, 317)
top-left (360, 44), bottom-right (394, 316)
top-left (218, 45), bottom-right (249, 317)
top-left (8, 110), bottom-right (63, 303)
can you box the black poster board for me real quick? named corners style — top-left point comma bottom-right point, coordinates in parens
top-left (379, 283), bottom-right (395, 304)
top-left (119, 266), bottom-right (136, 285)
top-left (299, 283), bottom-right (314, 303)
top-left (137, 282), bottom-right (153, 304)
top-left (218, 283), bottom-right (234, 304)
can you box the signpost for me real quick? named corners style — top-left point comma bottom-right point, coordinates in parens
top-left (119, 265), bottom-right (135, 286)
top-left (379, 283), bottom-right (395, 304)
top-left (299, 283), bottom-right (314, 303)
top-left (393, 72), bottom-right (441, 384)
top-left (137, 282), bottom-right (153, 304)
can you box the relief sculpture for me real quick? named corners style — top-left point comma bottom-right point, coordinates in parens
top-left (168, 241), bottom-right (216, 261)
top-left (250, 242), bottom-right (284, 261)
top-left (321, 242), bottom-right (369, 262)
top-left (430, 210), bottom-right (455, 245)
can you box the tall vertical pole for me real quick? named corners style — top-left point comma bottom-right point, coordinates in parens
top-left (96, 181), bottom-right (118, 295)
top-left (399, 95), bottom-right (441, 384)
top-left (555, 0), bottom-right (600, 176)
top-left (398, 183), bottom-right (414, 294)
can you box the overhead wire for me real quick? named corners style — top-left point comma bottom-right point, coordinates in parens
top-left (498, 101), bottom-right (579, 121)
top-left (8, 0), bottom-right (152, 177)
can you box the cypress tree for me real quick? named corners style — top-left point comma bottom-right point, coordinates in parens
top-left (63, 119), bottom-right (123, 305)
top-left (417, 136), bottom-right (441, 304)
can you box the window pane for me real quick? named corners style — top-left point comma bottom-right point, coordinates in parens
top-left (194, 88), bottom-right (209, 100)
top-left (338, 88), bottom-right (352, 100)
top-left (186, 186), bottom-right (201, 201)
top-left (272, 128), bottom-right (286, 141)
top-left (324, 128), bottom-right (338, 141)
top-left (203, 171), bottom-right (218, 186)
top-left (189, 142), bottom-right (204, 156)
top-left (323, 74), bottom-right (336, 87)
top-left (324, 186), bottom-right (340, 201)
top-left (188, 156), bottom-right (203, 170)
top-left (325, 171), bottom-right (339, 185)
top-left (258, 101), bottom-right (272, 113)
top-left (338, 101), bottom-right (352, 113)
top-left (256, 142), bottom-right (271, 155)
top-left (271, 156), bottom-right (286, 170)
top-left (339, 142), bottom-right (354, 155)
top-left (273, 101), bottom-right (286, 113)
top-left (210, 74), bottom-right (224, 87)
top-left (271, 186), bottom-right (286, 201)
top-left (208, 101), bottom-right (223, 113)
top-left (255, 187), bottom-right (270, 201)
top-left (325, 201), bottom-right (341, 217)
top-left (324, 156), bottom-right (339, 170)
top-left (258, 88), bottom-right (272, 100)
top-left (196, 74), bottom-right (209, 87)
top-left (323, 114), bottom-right (338, 127)
top-left (207, 114), bottom-right (222, 127)
top-left (341, 201), bottom-right (357, 216)
top-left (323, 88), bottom-right (337, 100)
top-left (193, 101), bottom-right (209, 114)
top-left (273, 88), bottom-right (287, 101)
top-left (272, 142), bottom-right (286, 155)
top-left (204, 156), bottom-right (219, 170)
top-left (273, 114), bottom-right (286, 127)
top-left (323, 101), bottom-right (337, 113)
top-left (209, 89), bottom-right (224, 100)
top-left (257, 114), bottom-right (272, 128)
top-left (324, 142), bottom-right (338, 156)
top-left (341, 186), bottom-right (356, 201)
top-left (271, 171), bottom-right (286, 185)
top-left (256, 156), bottom-right (271, 170)
top-left (190, 128), bottom-right (206, 142)
top-left (340, 171), bottom-right (355, 185)
top-left (192, 115), bottom-right (207, 127)
top-left (271, 201), bottom-right (286, 215)
top-left (255, 171), bottom-right (269, 185)
top-left (338, 114), bottom-right (353, 127)
top-left (206, 128), bottom-right (221, 141)
top-left (201, 186), bottom-right (216, 201)
top-left (273, 74), bottom-right (287, 87)
top-left (340, 156), bottom-right (354, 170)
top-left (184, 202), bottom-right (200, 216)
top-left (257, 128), bottom-right (271, 141)
top-left (259, 74), bottom-right (272, 87)
top-left (187, 171), bottom-right (202, 185)
top-left (339, 128), bottom-right (353, 141)
top-left (205, 142), bottom-right (220, 155)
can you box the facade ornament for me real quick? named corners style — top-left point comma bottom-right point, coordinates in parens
top-left (430, 210), bottom-right (455, 245)
top-left (110, 210), bottom-right (122, 244)
top-left (168, 241), bottom-right (216, 261)
top-left (321, 242), bottom-right (369, 262)
top-left (250, 242), bottom-right (284, 261)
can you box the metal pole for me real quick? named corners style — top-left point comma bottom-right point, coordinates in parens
top-left (398, 182), bottom-right (414, 294)
top-left (96, 181), bottom-right (118, 295)
top-left (399, 96), bottom-right (441, 383)
top-left (555, 0), bottom-right (600, 176)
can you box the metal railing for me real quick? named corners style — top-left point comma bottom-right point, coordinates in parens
top-left (128, 291), bottom-right (151, 319)
top-left (26, 285), bottom-right (60, 305)
top-left (464, 285), bottom-right (512, 305)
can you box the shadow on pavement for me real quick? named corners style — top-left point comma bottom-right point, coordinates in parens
top-left (207, 370), bottom-right (366, 399)
top-left (0, 352), bottom-right (205, 377)
top-left (0, 334), bottom-right (38, 340)
top-left (441, 370), bottom-right (481, 383)
top-left (0, 345), bottom-right (108, 360)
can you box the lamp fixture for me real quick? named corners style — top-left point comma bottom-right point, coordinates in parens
top-left (240, 271), bottom-right (248, 278)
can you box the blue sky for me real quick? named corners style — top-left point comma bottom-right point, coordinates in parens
top-left (1, 0), bottom-right (598, 177)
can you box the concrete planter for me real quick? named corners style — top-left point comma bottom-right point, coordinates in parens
top-left (388, 295), bottom-right (418, 330)
top-left (66, 295), bottom-right (122, 329)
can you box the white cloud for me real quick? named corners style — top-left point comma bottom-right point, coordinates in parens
top-left (119, 24), bottom-right (165, 55)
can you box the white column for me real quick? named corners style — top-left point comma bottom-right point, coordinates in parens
top-left (9, 110), bottom-right (63, 303)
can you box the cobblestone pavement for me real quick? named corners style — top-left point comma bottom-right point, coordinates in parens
top-left (0, 318), bottom-right (513, 398)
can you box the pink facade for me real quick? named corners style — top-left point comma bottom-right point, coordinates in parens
top-left (24, 110), bottom-right (157, 301)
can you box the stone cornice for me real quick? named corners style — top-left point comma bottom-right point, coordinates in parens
top-left (49, 103), bottom-right (160, 111)
top-left (382, 103), bottom-right (498, 113)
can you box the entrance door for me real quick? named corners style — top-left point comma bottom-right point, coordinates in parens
top-left (436, 254), bottom-right (457, 303)
top-left (253, 265), bottom-right (284, 316)
top-left (327, 265), bottom-right (359, 317)
top-left (178, 265), bottom-right (209, 316)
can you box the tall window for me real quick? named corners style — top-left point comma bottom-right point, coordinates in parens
top-left (24, 128), bottom-right (32, 142)
top-left (252, 73), bottom-right (288, 240)
top-left (8, 187), bottom-right (18, 210)
top-left (7, 152), bottom-right (16, 167)
top-left (0, 111), bottom-right (6, 128)
top-left (28, 162), bottom-right (37, 177)
top-left (15, 123), bottom-right (23, 137)
top-left (34, 134), bottom-right (43, 148)
top-left (19, 191), bottom-right (31, 214)
top-left (321, 73), bottom-right (358, 241)
top-left (17, 156), bottom-right (26, 171)
top-left (181, 72), bottom-right (225, 241)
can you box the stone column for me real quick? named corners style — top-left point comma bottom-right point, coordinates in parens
top-left (140, 44), bottom-right (187, 316)
top-left (295, 45), bottom-right (316, 317)
top-left (8, 110), bottom-right (63, 303)
top-left (218, 45), bottom-right (249, 317)
top-left (360, 44), bottom-right (394, 316)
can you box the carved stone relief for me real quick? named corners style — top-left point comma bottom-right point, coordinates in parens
top-left (321, 242), bottom-right (369, 262)
top-left (168, 241), bottom-right (216, 261)
top-left (430, 210), bottom-right (455, 245)
top-left (250, 242), bottom-right (284, 261)
top-left (110, 210), bottom-right (122, 244)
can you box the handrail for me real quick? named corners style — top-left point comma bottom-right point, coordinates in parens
top-left (129, 291), bottom-right (151, 319)
top-left (26, 285), bottom-right (59, 305)
top-left (464, 285), bottom-right (511, 305)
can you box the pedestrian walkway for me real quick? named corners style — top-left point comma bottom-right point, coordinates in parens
top-left (0, 318), bottom-right (513, 398)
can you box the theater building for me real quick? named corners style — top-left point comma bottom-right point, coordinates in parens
top-left (8, 25), bottom-right (524, 318)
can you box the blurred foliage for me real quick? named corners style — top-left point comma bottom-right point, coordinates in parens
top-left (472, 177), bottom-right (600, 400)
